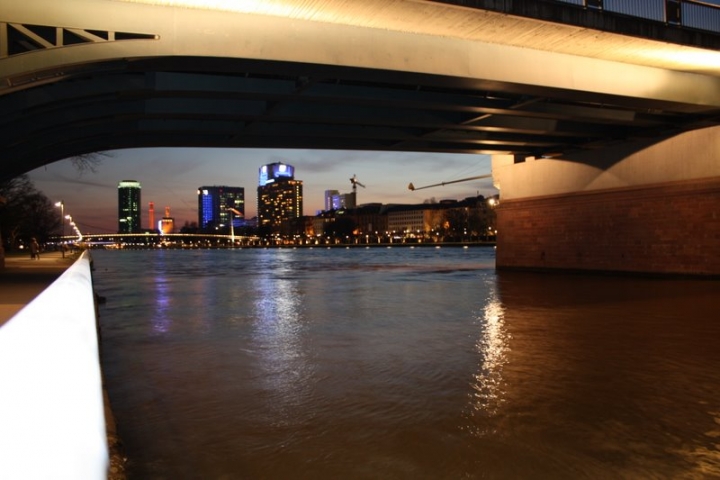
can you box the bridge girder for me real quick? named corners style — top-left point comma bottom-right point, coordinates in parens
top-left (2, 0), bottom-right (720, 181)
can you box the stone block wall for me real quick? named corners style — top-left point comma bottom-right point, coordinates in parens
top-left (496, 177), bottom-right (720, 276)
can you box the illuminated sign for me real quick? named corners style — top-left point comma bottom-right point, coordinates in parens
top-left (272, 163), bottom-right (293, 179)
top-left (259, 163), bottom-right (294, 186)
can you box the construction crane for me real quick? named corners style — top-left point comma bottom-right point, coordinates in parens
top-left (407, 173), bottom-right (493, 191)
top-left (350, 174), bottom-right (366, 190)
top-left (350, 174), bottom-right (365, 207)
top-left (351, 174), bottom-right (365, 194)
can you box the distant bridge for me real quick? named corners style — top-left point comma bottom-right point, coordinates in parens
top-left (70, 232), bottom-right (260, 247)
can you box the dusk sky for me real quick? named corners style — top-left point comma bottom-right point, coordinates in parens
top-left (28, 148), bottom-right (497, 234)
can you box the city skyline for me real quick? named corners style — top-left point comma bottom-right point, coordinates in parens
top-left (28, 148), bottom-right (497, 234)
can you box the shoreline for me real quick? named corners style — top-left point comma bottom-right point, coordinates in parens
top-left (92, 241), bottom-right (497, 250)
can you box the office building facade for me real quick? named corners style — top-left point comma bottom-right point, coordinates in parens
top-left (117, 180), bottom-right (141, 233)
top-left (325, 190), bottom-right (341, 211)
top-left (324, 189), bottom-right (354, 211)
top-left (257, 162), bottom-right (303, 233)
top-left (197, 186), bottom-right (245, 231)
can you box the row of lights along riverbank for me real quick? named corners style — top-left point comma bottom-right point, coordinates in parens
top-left (54, 200), bottom-right (84, 257)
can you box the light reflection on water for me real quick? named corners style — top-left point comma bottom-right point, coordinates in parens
top-left (250, 260), bottom-right (315, 430)
top-left (93, 248), bottom-right (720, 479)
top-left (151, 276), bottom-right (171, 334)
top-left (468, 282), bottom-right (509, 424)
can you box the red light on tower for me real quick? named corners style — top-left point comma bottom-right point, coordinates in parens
top-left (149, 202), bottom-right (155, 230)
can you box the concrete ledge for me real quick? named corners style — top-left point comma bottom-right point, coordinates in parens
top-left (0, 251), bottom-right (108, 480)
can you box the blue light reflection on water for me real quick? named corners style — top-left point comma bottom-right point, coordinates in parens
top-left (93, 247), bottom-right (720, 479)
top-left (151, 274), bottom-right (171, 334)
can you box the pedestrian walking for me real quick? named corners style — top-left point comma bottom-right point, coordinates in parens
top-left (30, 238), bottom-right (40, 260)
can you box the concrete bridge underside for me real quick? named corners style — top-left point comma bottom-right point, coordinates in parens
top-left (2, 0), bottom-right (720, 276)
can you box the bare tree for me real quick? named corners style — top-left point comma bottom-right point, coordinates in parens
top-left (0, 175), bottom-right (62, 250)
top-left (68, 151), bottom-right (113, 175)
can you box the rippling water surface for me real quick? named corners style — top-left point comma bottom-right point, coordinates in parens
top-left (93, 247), bottom-right (720, 479)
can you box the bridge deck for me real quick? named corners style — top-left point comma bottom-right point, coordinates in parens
top-left (1, 0), bottom-right (720, 180)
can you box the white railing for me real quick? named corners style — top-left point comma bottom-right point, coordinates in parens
top-left (0, 251), bottom-right (108, 480)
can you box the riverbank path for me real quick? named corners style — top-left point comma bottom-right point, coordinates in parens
top-left (0, 251), bottom-right (76, 327)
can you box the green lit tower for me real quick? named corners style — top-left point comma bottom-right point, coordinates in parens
top-left (118, 180), bottom-right (141, 233)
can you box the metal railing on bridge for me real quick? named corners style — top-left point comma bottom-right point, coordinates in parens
top-left (554, 0), bottom-right (720, 33)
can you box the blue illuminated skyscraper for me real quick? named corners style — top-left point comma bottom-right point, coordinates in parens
top-left (197, 186), bottom-right (245, 231)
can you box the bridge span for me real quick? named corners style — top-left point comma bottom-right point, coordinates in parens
top-left (2, 0), bottom-right (720, 275)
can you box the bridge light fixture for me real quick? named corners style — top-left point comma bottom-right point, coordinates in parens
top-left (635, 46), bottom-right (720, 73)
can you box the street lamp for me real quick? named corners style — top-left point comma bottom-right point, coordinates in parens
top-left (54, 201), bottom-right (65, 257)
top-left (227, 208), bottom-right (243, 246)
top-left (227, 209), bottom-right (235, 245)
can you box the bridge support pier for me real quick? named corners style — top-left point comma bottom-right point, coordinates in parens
top-left (492, 126), bottom-right (720, 277)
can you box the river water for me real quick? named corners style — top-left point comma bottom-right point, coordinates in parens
top-left (93, 247), bottom-right (720, 479)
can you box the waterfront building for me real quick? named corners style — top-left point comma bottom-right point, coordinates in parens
top-left (257, 162), bottom-right (303, 234)
top-left (385, 197), bottom-right (493, 241)
top-left (117, 180), bottom-right (141, 233)
top-left (354, 203), bottom-right (387, 235)
top-left (197, 186), bottom-right (245, 232)
top-left (386, 204), bottom-right (426, 237)
top-left (312, 212), bottom-right (331, 238)
top-left (159, 206), bottom-right (174, 234)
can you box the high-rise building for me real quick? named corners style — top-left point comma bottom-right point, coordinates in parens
top-left (324, 190), bottom-right (340, 211)
top-left (118, 180), bottom-right (141, 233)
top-left (197, 186), bottom-right (245, 231)
top-left (257, 162), bottom-right (303, 233)
top-left (324, 189), bottom-right (355, 212)
top-left (325, 190), bottom-right (343, 212)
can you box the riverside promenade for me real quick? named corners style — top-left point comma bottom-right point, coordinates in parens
top-left (0, 250), bottom-right (76, 326)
